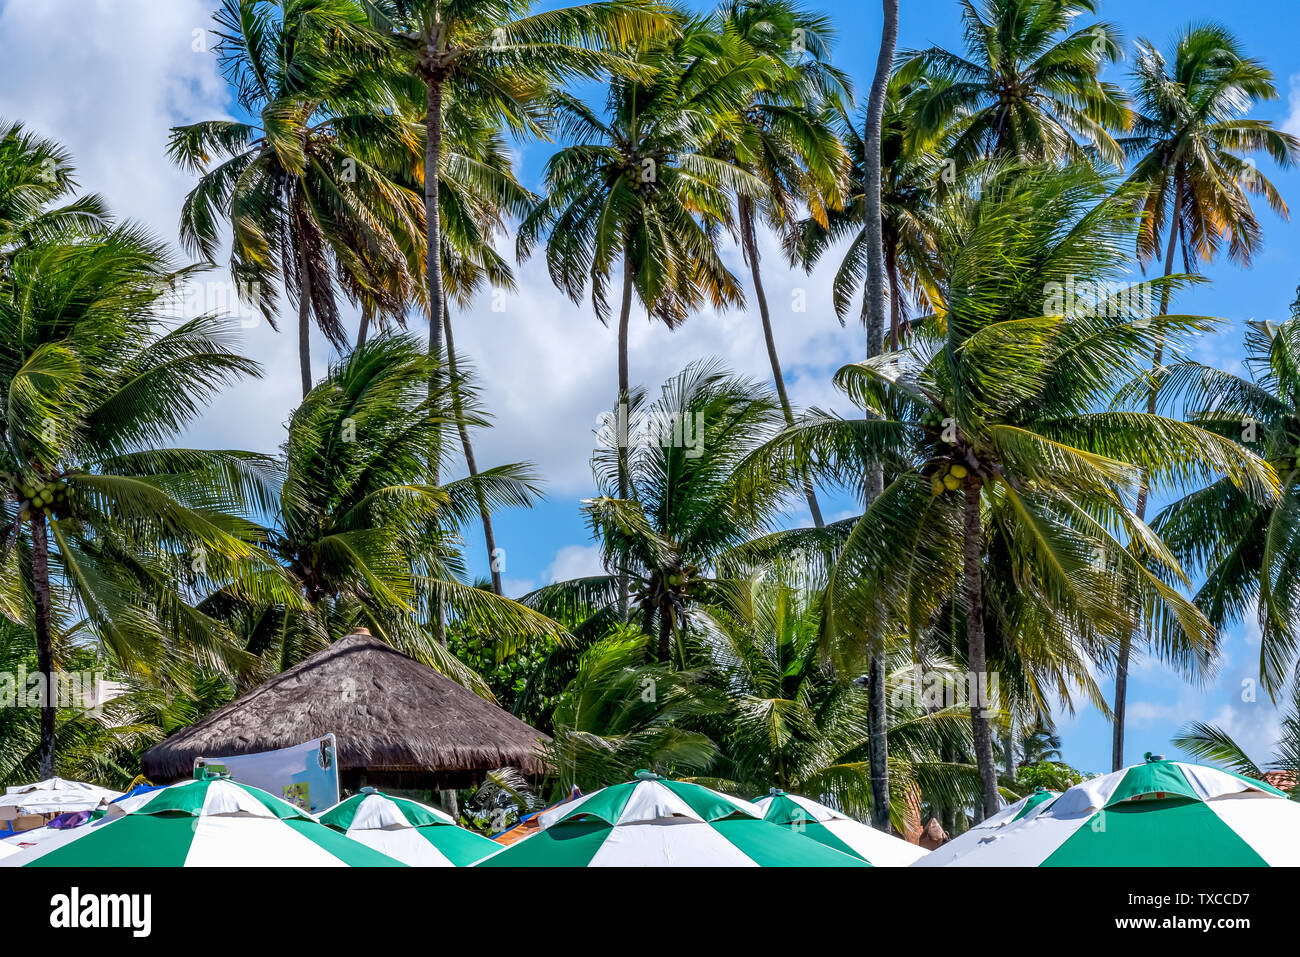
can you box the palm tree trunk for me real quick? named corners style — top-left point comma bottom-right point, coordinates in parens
top-left (866, 654), bottom-right (890, 829)
top-left (297, 244), bottom-right (314, 398)
top-left (357, 302), bottom-right (372, 349)
top-left (425, 72), bottom-right (446, 645)
top-left (886, 241), bottom-right (902, 349)
top-left (962, 478), bottom-right (999, 819)
top-left (862, 0), bottom-right (896, 362)
top-left (656, 606), bottom-right (672, 664)
top-left (616, 256), bottom-right (634, 623)
top-left (424, 74), bottom-right (445, 473)
top-left (863, 0), bottom-right (899, 834)
top-left (1112, 174), bottom-right (1184, 771)
top-left (739, 199), bottom-right (825, 528)
top-left (442, 296), bottom-right (503, 596)
top-left (31, 515), bottom-right (56, 778)
top-left (1003, 725), bottom-right (1016, 783)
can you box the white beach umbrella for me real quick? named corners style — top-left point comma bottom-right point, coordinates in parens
top-left (751, 790), bottom-right (929, 865)
top-left (0, 773), bottom-right (404, 867)
top-left (476, 771), bottom-right (868, 867)
top-left (1, 777), bottom-right (120, 815)
top-left (316, 788), bottom-right (500, 866)
top-left (915, 755), bottom-right (1300, 867)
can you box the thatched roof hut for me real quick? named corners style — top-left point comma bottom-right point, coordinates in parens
top-left (142, 630), bottom-right (551, 790)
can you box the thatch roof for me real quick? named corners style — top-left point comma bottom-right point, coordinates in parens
top-left (142, 630), bottom-right (550, 789)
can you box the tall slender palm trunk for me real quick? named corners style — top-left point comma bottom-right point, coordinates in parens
top-left (297, 241), bottom-right (314, 398)
top-left (962, 478), bottom-right (999, 819)
top-left (424, 74), bottom-right (446, 471)
top-left (1112, 174), bottom-right (1184, 771)
top-left (616, 257), bottom-right (634, 623)
top-left (31, 516), bottom-right (56, 778)
top-left (863, 0), bottom-right (899, 833)
top-left (885, 243), bottom-right (903, 349)
top-left (1003, 725), bottom-right (1016, 782)
top-left (739, 200), bottom-right (825, 528)
top-left (442, 296), bottom-right (504, 596)
top-left (424, 67), bottom-right (446, 644)
top-left (357, 302), bottom-right (372, 349)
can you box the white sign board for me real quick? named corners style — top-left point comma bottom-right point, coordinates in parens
top-left (195, 734), bottom-right (339, 813)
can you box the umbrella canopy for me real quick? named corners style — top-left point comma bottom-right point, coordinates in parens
top-left (476, 771), bottom-right (868, 867)
top-left (975, 787), bottom-right (1062, 831)
top-left (915, 755), bottom-right (1300, 867)
top-left (142, 630), bottom-right (550, 790)
top-left (1, 777), bottom-right (121, 815)
top-left (0, 774), bottom-right (404, 867)
top-left (752, 791), bottom-right (929, 866)
top-left (317, 788), bottom-right (499, 866)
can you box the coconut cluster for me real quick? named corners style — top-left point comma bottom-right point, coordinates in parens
top-left (929, 461), bottom-right (968, 496)
top-left (17, 476), bottom-right (69, 514)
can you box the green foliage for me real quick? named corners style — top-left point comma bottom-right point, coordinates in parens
top-left (1013, 760), bottom-right (1086, 794)
top-left (898, 0), bottom-right (1129, 167)
top-left (198, 334), bottom-right (565, 692)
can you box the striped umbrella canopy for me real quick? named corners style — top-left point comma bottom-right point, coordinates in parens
top-left (317, 788), bottom-right (499, 866)
top-left (476, 771), bottom-right (868, 867)
top-left (977, 787), bottom-right (1062, 831)
top-left (1, 777), bottom-right (121, 814)
top-left (915, 755), bottom-right (1300, 867)
top-left (752, 790), bottom-right (929, 866)
top-left (0, 774), bottom-right (404, 867)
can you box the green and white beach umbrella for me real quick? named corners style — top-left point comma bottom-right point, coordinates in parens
top-left (476, 771), bottom-right (868, 867)
top-left (0, 774), bottom-right (404, 867)
top-left (975, 787), bottom-right (1061, 830)
top-left (752, 790), bottom-right (929, 866)
top-left (915, 755), bottom-right (1300, 867)
top-left (317, 788), bottom-right (499, 866)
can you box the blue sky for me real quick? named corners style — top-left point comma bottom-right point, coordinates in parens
top-left (1, 0), bottom-right (1298, 777)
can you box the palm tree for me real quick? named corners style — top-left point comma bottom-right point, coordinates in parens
top-left (517, 18), bottom-right (760, 428)
top-left (898, 0), bottom-right (1129, 168)
top-left (200, 334), bottom-right (566, 690)
top-left (706, 0), bottom-right (851, 529)
top-left (542, 623), bottom-right (725, 792)
top-left (1018, 716), bottom-right (1063, 765)
top-left (519, 19), bottom-right (762, 616)
top-left (170, 0), bottom-right (426, 396)
top-left (0, 120), bottom-right (108, 269)
top-left (359, 0), bottom-right (668, 470)
top-left (860, 0), bottom-right (899, 832)
top-left (1148, 309), bottom-right (1300, 702)
top-left (744, 164), bottom-right (1275, 816)
top-left (799, 78), bottom-right (943, 346)
top-left (700, 570), bottom-right (982, 827)
top-left (438, 102), bottom-right (536, 596)
top-left (0, 213), bottom-right (293, 776)
top-left (1111, 22), bottom-right (1299, 770)
top-left (527, 361), bottom-right (788, 663)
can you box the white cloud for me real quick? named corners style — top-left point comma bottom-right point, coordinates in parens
top-left (1193, 700), bottom-right (1283, 768)
top-left (1285, 74), bottom-right (1300, 140)
top-left (0, 0), bottom-right (227, 240)
top-left (1126, 700), bottom-right (1182, 727)
top-left (543, 543), bottom-right (606, 584)
top-left (500, 576), bottom-right (538, 599)
top-left (443, 225), bottom-right (861, 495)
